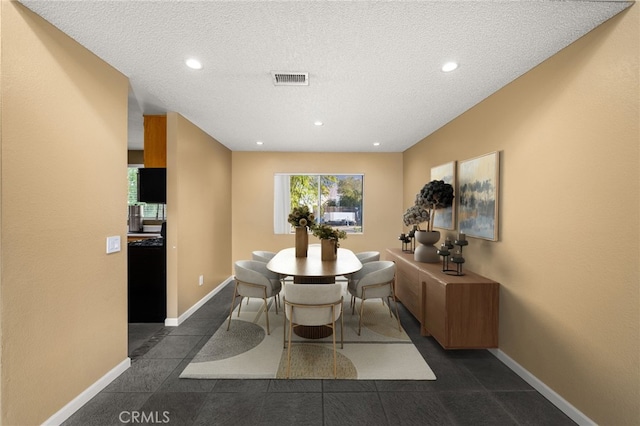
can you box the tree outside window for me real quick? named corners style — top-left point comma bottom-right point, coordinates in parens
top-left (274, 174), bottom-right (363, 234)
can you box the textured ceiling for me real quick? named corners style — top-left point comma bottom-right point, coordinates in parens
top-left (19, 1), bottom-right (631, 152)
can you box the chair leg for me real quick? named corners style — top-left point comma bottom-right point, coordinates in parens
top-left (227, 281), bottom-right (240, 331)
top-left (386, 296), bottom-right (393, 318)
top-left (286, 308), bottom-right (294, 379)
top-left (340, 307), bottom-right (344, 350)
top-left (393, 296), bottom-right (402, 332)
top-left (263, 298), bottom-right (270, 335)
top-left (358, 299), bottom-right (365, 336)
top-left (237, 296), bottom-right (243, 317)
top-left (283, 302), bottom-right (287, 349)
top-left (261, 287), bottom-right (271, 335)
top-left (331, 305), bottom-right (337, 379)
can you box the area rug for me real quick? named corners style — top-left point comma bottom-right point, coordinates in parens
top-left (180, 282), bottom-right (436, 380)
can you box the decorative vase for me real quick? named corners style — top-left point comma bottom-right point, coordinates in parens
top-left (320, 239), bottom-right (337, 261)
top-left (414, 230), bottom-right (441, 263)
top-left (295, 226), bottom-right (308, 258)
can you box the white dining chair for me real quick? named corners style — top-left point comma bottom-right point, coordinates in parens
top-left (282, 282), bottom-right (343, 378)
top-left (228, 260), bottom-right (282, 335)
top-left (355, 251), bottom-right (380, 264)
top-left (348, 260), bottom-right (401, 335)
top-left (342, 250), bottom-right (380, 282)
top-left (251, 250), bottom-right (276, 263)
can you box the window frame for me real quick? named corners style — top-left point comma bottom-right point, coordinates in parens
top-left (128, 164), bottom-right (167, 220)
top-left (274, 173), bottom-right (364, 235)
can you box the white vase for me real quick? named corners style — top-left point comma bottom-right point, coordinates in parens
top-left (414, 230), bottom-right (440, 263)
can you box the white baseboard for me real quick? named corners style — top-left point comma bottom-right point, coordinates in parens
top-left (42, 357), bottom-right (131, 426)
top-left (488, 348), bottom-right (596, 426)
top-left (42, 278), bottom-right (235, 424)
top-left (164, 276), bottom-right (234, 326)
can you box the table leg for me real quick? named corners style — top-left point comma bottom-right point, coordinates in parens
top-left (293, 276), bottom-right (335, 284)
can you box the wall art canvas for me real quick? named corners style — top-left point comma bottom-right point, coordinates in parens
top-left (430, 161), bottom-right (456, 230)
top-left (457, 152), bottom-right (499, 241)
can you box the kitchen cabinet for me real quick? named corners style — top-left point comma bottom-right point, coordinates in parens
top-left (143, 115), bottom-right (166, 168)
top-left (128, 239), bottom-right (166, 322)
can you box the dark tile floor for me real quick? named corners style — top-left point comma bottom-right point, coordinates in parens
top-left (63, 283), bottom-right (576, 426)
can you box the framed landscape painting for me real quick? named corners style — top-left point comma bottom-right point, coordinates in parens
top-left (457, 152), bottom-right (499, 241)
top-left (430, 161), bottom-right (456, 230)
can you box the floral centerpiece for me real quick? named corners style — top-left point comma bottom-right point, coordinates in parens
top-left (288, 205), bottom-right (316, 229)
top-left (403, 205), bottom-right (429, 229)
top-left (405, 180), bottom-right (454, 232)
top-left (311, 223), bottom-right (347, 261)
top-left (289, 206), bottom-right (316, 257)
top-left (404, 179), bottom-right (454, 263)
top-left (311, 223), bottom-right (347, 244)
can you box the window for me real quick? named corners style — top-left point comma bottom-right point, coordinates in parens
top-left (128, 166), bottom-right (166, 220)
top-left (274, 174), bottom-right (363, 234)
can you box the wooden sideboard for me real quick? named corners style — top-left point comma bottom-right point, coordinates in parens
top-left (385, 248), bottom-right (499, 349)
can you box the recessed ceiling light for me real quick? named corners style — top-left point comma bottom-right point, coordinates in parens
top-left (185, 58), bottom-right (203, 70)
top-left (256, 141), bottom-right (264, 145)
top-left (314, 121), bottom-right (323, 126)
top-left (373, 142), bottom-right (381, 146)
top-left (441, 62), bottom-right (458, 72)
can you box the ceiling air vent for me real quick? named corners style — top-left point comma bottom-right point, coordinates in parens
top-left (272, 72), bottom-right (309, 86)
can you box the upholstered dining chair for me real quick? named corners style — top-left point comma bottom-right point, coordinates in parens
top-left (227, 260), bottom-right (282, 335)
top-left (342, 250), bottom-right (380, 283)
top-left (252, 250), bottom-right (290, 285)
top-left (282, 283), bottom-right (344, 379)
top-left (251, 250), bottom-right (276, 263)
top-left (355, 251), bottom-right (380, 264)
top-left (348, 260), bottom-right (401, 336)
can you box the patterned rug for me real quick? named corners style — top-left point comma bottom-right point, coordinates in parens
top-left (180, 282), bottom-right (436, 380)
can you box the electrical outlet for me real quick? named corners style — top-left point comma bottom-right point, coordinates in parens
top-left (199, 275), bottom-right (204, 286)
top-left (106, 236), bottom-right (121, 254)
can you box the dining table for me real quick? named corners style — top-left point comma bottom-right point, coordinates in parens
top-left (266, 245), bottom-right (362, 338)
top-left (266, 246), bottom-right (362, 284)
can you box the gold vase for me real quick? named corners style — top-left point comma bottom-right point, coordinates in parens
top-left (295, 226), bottom-right (308, 258)
top-left (320, 239), bottom-right (337, 261)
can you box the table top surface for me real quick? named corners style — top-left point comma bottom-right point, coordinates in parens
top-left (267, 246), bottom-right (362, 277)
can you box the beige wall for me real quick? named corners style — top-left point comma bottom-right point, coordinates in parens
top-left (1, 2), bottom-right (129, 425)
top-left (404, 7), bottom-right (639, 425)
top-left (231, 152), bottom-right (403, 262)
top-left (166, 113), bottom-right (233, 318)
top-left (1, 1), bottom-right (637, 425)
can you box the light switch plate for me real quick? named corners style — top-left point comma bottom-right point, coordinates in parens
top-left (106, 236), bottom-right (121, 254)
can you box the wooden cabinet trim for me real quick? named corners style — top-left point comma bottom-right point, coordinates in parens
top-left (143, 115), bottom-right (167, 168)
